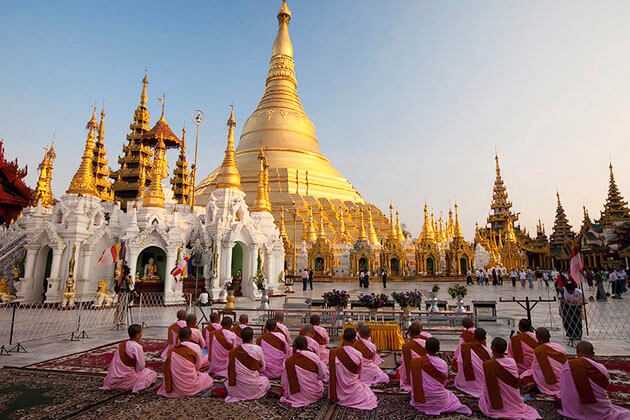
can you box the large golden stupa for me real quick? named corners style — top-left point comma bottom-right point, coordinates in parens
top-left (196, 0), bottom-right (392, 243)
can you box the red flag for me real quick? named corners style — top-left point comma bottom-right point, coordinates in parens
top-left (569, 243), bottom-right (586, 285)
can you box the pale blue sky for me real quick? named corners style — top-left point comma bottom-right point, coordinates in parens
top-left (1, 0), bottom-right (629, 237)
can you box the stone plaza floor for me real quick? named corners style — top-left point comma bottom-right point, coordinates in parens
top-left (1, 279), bottom-right (629, 369)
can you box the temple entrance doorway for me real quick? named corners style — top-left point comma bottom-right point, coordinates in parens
top-left (231, 243), bottom-right (244, 296)
top-left (459, 257), bottom-right (468, 275)
top-left (135, 247), bottom-right (166, 293)
top-left (426, 257), bottom-right (435, 275)
top-left (390, 257), bottom-right (400, 276)
top-left (314, 256), bottom-right (324, 273)
top-left (358, 257), bottom-right (368, 272)
top-left (37, 247), bottom-right (52, 302)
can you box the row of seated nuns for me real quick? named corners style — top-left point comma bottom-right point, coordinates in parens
top-left (101, 310), bottom-right (628, 419)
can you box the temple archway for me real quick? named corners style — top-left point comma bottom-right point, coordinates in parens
top-left (231, 242), bottom-right (244, 296)
top-left (390, 257), bottom-right (400, 276)
top-left (426, 256), bottom-right (435, 275)
top-left (314, 256), bottom-right (324, 273)
top-left (459, 257), bottom-right (468, 274)
top-left (358, 257), bottom-right (368, 272)
top-left (136, 246), bottom-right (166, 289)
top-left (34, 247), bottom-right (53, 302)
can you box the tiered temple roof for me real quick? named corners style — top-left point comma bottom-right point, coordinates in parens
top-left (66, 109), bottom-right (99, 197)
top-left (0, 140), bottom-right (32, 224)
top-left (550, 192), bottom-right (575, 247)
top-left (170, 127), bottom-right (191, 205)
top-left (598, 163), bottom-right (629, 226)
top-left (31, 142), bottom-right (55, 208)
top-left (93, 108), bottom-right (114, 201)
top-left (487, 154), bottom-right (516, 230)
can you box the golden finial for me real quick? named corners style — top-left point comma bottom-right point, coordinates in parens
top-left (143, 135), bottom-right (168, 207)
top-left (253, 147), bottom-right (272, 213)
top-left (67, 108), bottom-right (99, 196)
top-left (358, 209), bottom-right (367, 241)
top-left (140, 73), bottom-right (149, 107)
top-left (272, 0), bottom-right (294, 58)
top-left (170, 126), bottom-right (191, 205)
top-left (495, 153), bottom-right (501, 176)
top-left (92, 106), bottom-right (114, 201)
top-left (305, 205), bottom-right (317, 242)
top-left (318, 214), bottom-right (326, 239)
top-left (454, 203), bottom-right (464, 239)
top-left (420, 202), bottom-right (436, 243)
top-left (215, 107), bottom-right (241, 190)
top-left (278, 205), bottom-right (288, 240)
top-left (396, 209), bottom-right (404, 241)
top-left (367, 209), bottom-right (379, 246)
top-left (31, 141), bottom-right (56, 207)
top-left (158, 93), bottom-right (166, 122)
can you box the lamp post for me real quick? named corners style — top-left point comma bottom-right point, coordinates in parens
top-left (189, 109), bottom-right (206, 211)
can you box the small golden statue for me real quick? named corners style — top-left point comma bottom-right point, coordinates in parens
top-left (142, 257), bottom-right (160, 283)
top-left (0, 279), bottom-right (15, 303)
top-left (12, 265), bottom-right (21, 281)
top-left (93, 279), bottom-right (113, 308)
top-left (61, 275), bottom-right (76, 308)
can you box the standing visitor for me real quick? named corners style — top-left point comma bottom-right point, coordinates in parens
top-left (492, 268), bottom-right (498, 286)
top-left (301, 268), bottom-right (309, 292)
top-left (308, 268), bottom-right (314, 291)
top-left (510, 269), bottom-right (517, 287)
top-left (364, 270), bottom-right (370, 288)
top-left (595, 268), bottom-right (607, 301)
top-left (477, 269), bottom-right (483, 286)
top-left (535, 268), bottom-right (543, 288)
top-left (381, 268), bottom-right (387, 288)
top-left (542, 271), bottom-right (550, 288)
top-left (519, 269), bottom-right (527, 288)
top-left (527, 269), bottom-right (535, 289)
top-left (560, 281), bottom-right (584, 343)
top-left (466, 270), bottom-right (473, 285)
top-left (359, 270), bottom-right (365, 288)
top-left (609, 269), bottom-right (620, 299)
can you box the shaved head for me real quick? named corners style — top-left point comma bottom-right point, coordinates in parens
top-left (576, 341), bottom-right (595, 357)
top-left (221, 316), bottom-right (233, 329)
top-left (357, 323), bottom-right (371, 339)
top-left (518, 318), bottom-right (532, 332)
top-left (274, 312), bottom-right (285, 323)
top-left (408, 322), bottom-right (421, 337)
top-left (462, 317), bottom-right (474, 329)
top-left (302, 324), bottom-right (314, 336)
top-left (474, 328), bottom-right (487, 342)
top-left (210, 312), bottom-right (220, 323)
top-left (265, 319), bottom-right (277, 332)
top-left (310, 314), bottom-right (320, 326)
top-left (425, 337), bottom-right (440, 355)
top-left (239, 314), bottom-right (248, 324)
top-left (491, 337), bottom-right (507, 355)
top-left (294, 335), bottom-right (307, 351)
top-left (186, 313), bottom-right (197, 328)
top-left (342, 327), bottom-right (356, 343)
top-left (535, 327), bottom-right (550, 344)
top-left (176, 309), bottom-right (187, 320)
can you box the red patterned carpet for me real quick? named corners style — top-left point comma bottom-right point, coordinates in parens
top-left (24, 339), bottom-right (630, 408)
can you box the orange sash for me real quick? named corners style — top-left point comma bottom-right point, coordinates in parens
top-left (312, 328), bottom-right (328, 346)
top-left (353, 338), bottom-right (375, 360)
top-left (461, 329), bottom-right (475, 343)
top-left (227, 346), bottom-right (263, 386)
top-left (167, 323), bottom-right (181, 346)
top-left (483, 358), bottom-right (520, 410)
top-left (534, 344), bottom-right (567, 385)
top-left (411, 356), bottom-right (447, 403)
top-left (329, 347), bottom-right (360, 403)
top-left (569, 358), bottom-right (609, 404)
top-left (164, 344), bottom-right (198, 393)
top-left (232, 325), bottom-right (244, 338)
top-left (256, 332), bottom-right (286, 352)
top-left (285, 352), bottom-right (319, 394)
top-left (403, 339), bottom-right (427, 378)
top-left (461, 342), bottom-right (491, 381)
top-left (208, 329), bottom-right (233, 362)
top-left (510, 332), bottom-right (539, 364)
top-left (118, 341), bottom-right (136, 368)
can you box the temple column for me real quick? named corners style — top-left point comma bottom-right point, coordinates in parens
top-left (164, 246), bottom-right (183, 304)
top-left (242, 243), bottom-right (258, 300)
top-left (49, 248), bottom-right (64, 279)
top-left (218, 240), bottom-right (233, 301)
top-left (16, 246), bottom-right (40, 301)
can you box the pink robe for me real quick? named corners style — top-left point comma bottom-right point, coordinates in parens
top-left (280, 349), bottom-right (328, 407)
top-left (558, 357), bottom-right (629, 420)
top-left (508, 331), bottom-right (538, 374)
top-left (101, 340), bottom-right (157, 393)
top-left (356, 337), bottom-right (389, 385)
top-left (521, 342), bottom-right (566, 396)
top-left (453, 327), bottom-right (475, 369)
top-left (454, 342), bottom-right (491, 397)
top-left (330, 346), bottom-right (378, 410)
top-left (160, 320), bottom-right (187, 360)
top-left (233, 323), bottom-right (247, 346)
top-left (313, 325), bottom-right (330, 363)
top-left (410, 355), bottom-right (472, 416)
top-left (209, 329), bottom-right (238, 378)
top-left (259, 331), bottom-right (290, 379)
top-left (203, 323), bottom-right (222, 349)
top-left (225, 343), bottom-right (270, 402)
top-left (478, 357), bottom-right (541, 419)
top-left (277, 322), bottom-right (291, 342)
top-left (157, 341), bottom-right (213, 398)
top-left (397, 335), bottom-right (431, 391)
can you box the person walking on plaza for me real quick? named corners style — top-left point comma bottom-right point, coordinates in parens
top-left (308, 268), bottom-right (314, 291)
top-left (301, 268), bottom-right (309, 292)
top-left (542, 270), bottom-right (550, 288)
top-left (381, 268), bottom-right (387, 288)
top-left (492, 268), bottom-right (498, 286)
top-left (519, 269), bottom-right (527, 288)
top-left (527, 269), bottom-right (535, 289)
top-left (535, 268), bottom-right (543, 288)
top-left (510, 269), bottom-right (517, 287)
top-left (466, 270), bottom-right (473, 285)
top-left (595, 268), bottom-right (608, 301)
top-left (609, 269), bottom-right (620, 298)
top-left (477, 269), bottom-right (483, 286)
top-left (359, 270), bottom-right (365, 288)
top-left (560, 281), bottom-right (584, 343)
top-left (364, 270), bottom-right (370, 288)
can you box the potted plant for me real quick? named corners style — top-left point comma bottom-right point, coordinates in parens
top-left (448, 284), bottom-right (468, 313)
top-left (323, 289), bottom-right (350, 326)
top-left (429, 284), bottom-right (440, 312)
top-left (253, 271), bottom-right (270, 309)
top-left (358, 293), bottom-right (389, 319)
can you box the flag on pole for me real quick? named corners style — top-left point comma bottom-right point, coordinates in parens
top-left (97, 242), bottom-right (125, 266)
top-left (170, 257), bottom-right (189, 282)
top-left (569, 243), bottom-right (586, 285)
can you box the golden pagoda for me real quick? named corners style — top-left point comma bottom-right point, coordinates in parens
top-left (195, 0), bottom-right (390, 244)
top-left (93, 108), bottom-right (114, 201)
top-left (171, 127), bottom-right (192, 205)
top-left (111, 74), bottom-right (154, 208)
top-left (252, 147), bottom-right (272, 213)
top-left (215, 108), bottom-right (241, 190)
top-left (143, 136), bottom-right (168, 208)
top-left (67, 109), bottom-right (99, 196)
top-left (599, 163), bottom-right (630, 226)
top-left (31, 142), bottom-right (56, 207)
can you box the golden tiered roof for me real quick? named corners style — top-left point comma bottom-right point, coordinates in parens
top-left (367, 209), bottom-right (379, 246)
top-left (66, 109), bottom-right (99, 196)
top-left (31, 142), bottom-right (56, 207)
top-left (488, 154), bottom-right (516, 230)
top-left (171, 127), bottom-right (192, 205)
top-left (143, 136), bottom-right (168, 208)
top-left (195, 1), bottom-right (393, 247)
top-left (550, 192), bottom-right (574, 247)
top-left (303, 205), bottom-right (317, 243)
top-left (142, 95), bottom-right (181, 149)
top-left (215, 108), bottom-right (241, 190)
top-left (93, 108), bottom-right (114, 201)
top-left (111, 74), bottom-right (154, 208)
top-left (419, 203), bottom-right (436, 244)
top-left (599, 163), bottom-right (630, 225)
top-left (453, 203), bottom-right (464, 240)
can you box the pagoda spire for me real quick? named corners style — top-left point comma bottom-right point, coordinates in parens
top-left (335, 206), bottom-right (350, 244)
top-left (420, 203), bottom-right (436, 243)
top-left (454, 203), bottom-right (464, 240)
top-left (93, 107), bottom-right (114, 201)
top-left (488, 154), bottom-right (515, 230)
top-left (396, 209), bottom-right (404, 241)
top-left (318, 212), bottom-right (327, 239)
top-left (171, 126), bottom-right (192, 205)
top-left (304, 205), bottom-right (317, 242)
top-left (358, 209), bottom-right (368, 241)
top-left (31, 142), bottom-right (56, 207)
top-left (600, 162), bottom-right (630, 224)
top-left (447, 208), bottom-right (454, 239)
top-left (252, 147), bottom-right (272, 212)
top-left (367, 209), bottom-right (379, 246)
top-left (278, 205), bottom-right (289, 241)
top-left (389, 204), bottom-right (397, 240)
top-left (67, 108), bottom-right (99, 196)
top-left (215, 107), bottom-right (241, 190)
top-left (550, 191), bottom-right (574, 246)
top-left (143, 136), bottom-right (168, 208)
